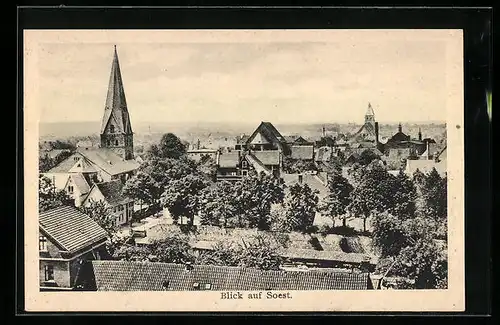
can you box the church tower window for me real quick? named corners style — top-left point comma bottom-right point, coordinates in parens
top-left (115, 140), bottom-right (119, 146)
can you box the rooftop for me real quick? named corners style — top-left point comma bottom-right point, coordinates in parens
top-left (80, 260), bottom-right (372, 291)
top-left (94, 180), bottom-right (132, 206)
top-left (39, 205), bottom-right (108, 254)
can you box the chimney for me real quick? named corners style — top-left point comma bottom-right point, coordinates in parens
top-left (375, 122), bottom-right (379, 144)
top-left (418, 128), bottom-right (422, 141)
top-left (398, 123), bottom-right (402, 133)
top-left (322, 126), bottom-right (326, 138)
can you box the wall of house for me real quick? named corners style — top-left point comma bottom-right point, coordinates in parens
top-left (69, 249), bottom-right (102, 288)
top-left (39, 260), bottom-right (70, 288)
top-left (40, 235), bottom-right (63, 259)
top-left (112, 201), bottom-right (134, 226)
top-left (42, 173), bottom-right (71, 190)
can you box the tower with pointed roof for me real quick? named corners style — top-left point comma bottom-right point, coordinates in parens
top-left (100, 46), bottom-right (134, 160)
top-left (364, 102), bottom-right (375, 130)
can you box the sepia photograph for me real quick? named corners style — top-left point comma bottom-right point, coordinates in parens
top-left (24, 29), bottom-right (464, 312)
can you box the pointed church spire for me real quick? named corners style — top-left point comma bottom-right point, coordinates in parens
top-left (418, 127), bottom-right (422, 141)
top-left (100, 45), bottom-right (133, 135)
top-left (398, 123), bottom-right (402, 133)
top-left (100, 46), bottom-right (134, 160)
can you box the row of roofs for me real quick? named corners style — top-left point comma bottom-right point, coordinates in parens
top-left (77, 260), bottom-right (374, 291)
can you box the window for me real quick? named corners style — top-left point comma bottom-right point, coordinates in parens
top-left (231, 172), bottom-right (237, 176)
top-left (110, 125), bottom-right (115, 133)
top-left (39, 236), bottom-right (47, 251)
top-left (241, 161), bottom-right (247, 168)
top-left (242, 170), bottom-right (248, 176)
top-left (115, 140), bottom-right (119, 146)
top-left (73, 157), bottom-right (79, 161)
top-left (44, 265), bottom-right (54, 281)
top-left (67, 186), bottom-right (74, 194)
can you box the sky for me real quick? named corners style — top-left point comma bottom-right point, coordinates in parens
top-left (36, 31), bottom-right (451, 125)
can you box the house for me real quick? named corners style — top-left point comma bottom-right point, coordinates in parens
top-left (281, 172), bottom-right (329, 200)
top-left (216, 150), bottom-right (281, 182)
top-left (41, 46), bottom-right (140, 190)
top-left (284, 135), bottom-right (314, 146)
top-left (187, 149), bottom-right (220, 163)
top-left (238, 121), bottom-right (290, 154)
top-left (81, 180), bottom-right (134, 226)
top-left (63, 173), bottom-right (91, 207)
top-left (75, 260), bottom-right (373, 291)
top-left (404, 145), bottom-right (447, 178)
top-left (289, 145), bottom-right (315, 161)
top-left (39, 205), bottom-right (108, 291)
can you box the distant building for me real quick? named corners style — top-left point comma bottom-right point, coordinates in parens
top-left (187, 149), bottom-right (220, 163)
top-left (350, 103), bottom-right (380, 147)
top-left (216, 150), bottom-right (281, 182)
top-left (39, 206), bottom-right (108, 291)
top-left (404, 146), bottom-right (447, 178)
top-left (81, 180), bottom-right (135, 226)
top-left (75, 260), bottom-right (374, 291)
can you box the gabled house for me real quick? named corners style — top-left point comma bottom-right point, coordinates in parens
top-left (81, 180), bottom-right (134, 226)
top-left (63, 173), bottom-right (91, 207)
top-left (241, 121), bottom-right (290, 154)
top-left (39, 205), bottom-right (108, 291)
top-left (284, 135), bottom-right (314, 146)
top-left (216, 150), bottom-right (281, 182)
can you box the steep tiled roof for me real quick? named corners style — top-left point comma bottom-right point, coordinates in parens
top-left (66, 173), bottom-right (91, 194)
top-left (83, 260), bottom-right (372, 291)
top-left (252, 150), bottom-right (280, 165)
top-left (46, 153), bottom-right (81, 173)
top-left (282, 173), bottom-right (328, 199)
top-left (246, 154), bottom-right (272, 175)
top-left (315, 146), bottom-right (333, 162)
top-left (290, 145), bottom-right (314, 160)
top-left (95, 180), bottom-right (131, 206)
top-left (77, 148), bottom-right (139, 175)
top-left (39, 205), bottom-right (108, 254)
top-left (218, 151), bottom-right (240, 168)
top-left (247, 122), bottom-right (287, 146)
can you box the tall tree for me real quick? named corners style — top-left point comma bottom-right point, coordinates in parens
top-left (77, 199), bottom-right (117, 237)
top-left (147, 133), bottom-right (187, 159)
top-left (422, 168), bottom-right (447, 220)
top-left (38, 175), bottom-right (73, 212)
top-left (319, 172), bottom-right (353, 227)
top-left (161, 173), bottom-right (210, 226)
top-left (285, 183), bottom-right (319, 232)
top-left (359, 149), bottom-right (380, 166)
top-left (388, 170), bottom-right (417, 219)
top-left (123, 157), bottom-right (197, 210)
top-left (347, 164), bottom-right (394, 233)
top-left (199, 181), bottom-right (237, 228)
top-left (235, 172), bottom-right (285, 230)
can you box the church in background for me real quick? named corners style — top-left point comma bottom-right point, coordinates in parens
top-left (41, 46), bottom-right (139, 225)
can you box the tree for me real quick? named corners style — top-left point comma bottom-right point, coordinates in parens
top-left (112, 234), bottom-right (195, 264)
top-left (389, 170), bottom-right (417, 219)
top-left (359, 149), bottom-right (380, 166)
top-left (123, 157), bottom-right (197, 210)
top-left (161, 173), bottom-right (210, 226)
top-left (284, 183), bottom-right (319, 232)
top-left (199, 181), bottom-right (238, 227)
top-left (38, 175), bottom-right (73, 212)
top-left (347, 163), bottom-right (394, 233)
top-left (319, 172), bottom-right (353, 227)
top-left (282, 157), bottom-right (316, 174)
top-left (239, 234), bottom-right (285, 271)
top-left (197, 155), bottom-right (217, 182)
top-left (147, 133), bottom-right (187, 159)
top-left (421, 168), bottom-right (447, 220)
top-left (235, 172), bottom-right (285, 230)
top-left (77, 199), bottom-right (118, 237)
top-left (196, 241), bottom-right (241, 267)
top-left (39, 154), bottom-right (54, 173)
top-left (323, 157), bottom-right (343, 175)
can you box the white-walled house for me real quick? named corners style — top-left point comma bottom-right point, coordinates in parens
top-left (81, 180), bottom-right (135, 226)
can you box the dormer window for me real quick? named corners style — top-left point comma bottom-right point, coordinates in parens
top-left (241, 161), bottom-right (247, 168)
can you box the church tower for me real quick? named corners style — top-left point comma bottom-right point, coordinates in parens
top-left (365, 102), bottom-right (376, 129)
top-left (100, 45), bottom-right (134, 160)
